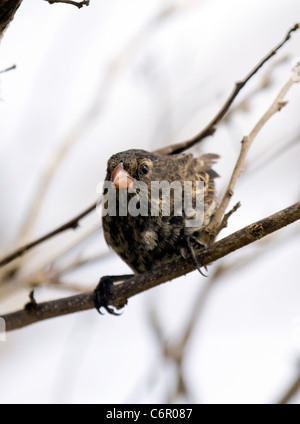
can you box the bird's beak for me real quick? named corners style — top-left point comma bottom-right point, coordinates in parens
top-left (111, 163), bottom-right (136, 188)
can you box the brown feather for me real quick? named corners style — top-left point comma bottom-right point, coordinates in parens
top-left (102, 149), bottom-right (219, 273)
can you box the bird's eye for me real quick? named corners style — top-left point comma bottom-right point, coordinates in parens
top-left (141, 164), bottom-right (149, 175)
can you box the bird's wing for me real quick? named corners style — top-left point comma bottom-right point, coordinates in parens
top-left (188, 153), bottom-right (220, 181)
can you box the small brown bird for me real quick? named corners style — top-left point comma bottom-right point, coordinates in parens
top-left (95, 149), bottom-right (219, 313)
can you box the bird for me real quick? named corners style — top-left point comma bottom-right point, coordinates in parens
top-left (94, 148), bottom-right (219, 314)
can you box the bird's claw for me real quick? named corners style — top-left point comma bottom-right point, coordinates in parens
top-left (197, 265), bottom-right (208, 277)
top-left (185, 236), bottom-right (208, 277)
top-left (94, 276), bottom-right (121, 316)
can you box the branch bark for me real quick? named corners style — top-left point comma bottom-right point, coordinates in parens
top-left (2, 200), bottom-right (299, 332)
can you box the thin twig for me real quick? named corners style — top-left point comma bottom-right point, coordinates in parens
top-left (1, 24), bottom-right (299, 271)
top-left (44, 0), bottom-right (90, 8)
top-left (0, 65), bottom-right (16, 74)
top-left (277, 363), bottom-right (300, 404)
top-left (155, 23), bottom-right (300, 156)
top-left (2, 200), bottom-right (299, 331)
top-left (203, 73), bottom-right (298, 243)
top-left (0, 201), bottom-right (98, 268)
top-left (222, 55), bottom-right (289, 125)
top-left (217, 201), bottom-right (241, 233)
top-left (36, 224), bottom-right (101, 274)
top-left (53, 251), bottom-right (112, 276)
top-left (17, 1), bottom-right (191, 247)
top-left (0, 224), bottom-right (101, 301)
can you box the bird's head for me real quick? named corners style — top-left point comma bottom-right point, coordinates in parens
top-left (105, 149), bottom-right (193, 189)
top-left (106, 149), bottom-right (159, 188)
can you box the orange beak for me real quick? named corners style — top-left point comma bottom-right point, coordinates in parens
top-left (111, 163), bottom-right (136, 188)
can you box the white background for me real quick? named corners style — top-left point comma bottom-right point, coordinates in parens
top-left (0, 0), bottom-right (299, 404)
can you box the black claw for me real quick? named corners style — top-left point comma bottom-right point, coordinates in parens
top-left (94, 274), bottom-right (133, 316)
top-left (94, 276), bottom-right (120, 316)
top-left (189, 235), bottom-right (206, 249)
top-left (186, 236), bottom-right (208, 277)
top-left (197, 266), bottom-right (208, 278)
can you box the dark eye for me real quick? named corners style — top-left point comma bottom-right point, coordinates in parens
top-left (141, 164), bottom-right (149, 175)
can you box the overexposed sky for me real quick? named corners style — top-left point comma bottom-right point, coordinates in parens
top-left (0, 0), bottom-right (300, 404)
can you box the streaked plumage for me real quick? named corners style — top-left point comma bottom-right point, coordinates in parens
top-left (102, 149), bottom-right (219, 274)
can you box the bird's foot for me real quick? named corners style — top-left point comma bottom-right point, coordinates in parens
top-left (185, 236), bottom-right (208, 277)
top-left (94, 275), bottom-right (132, 315)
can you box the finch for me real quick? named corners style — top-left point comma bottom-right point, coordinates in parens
top-left (95, 148), bottom-right (219, 313)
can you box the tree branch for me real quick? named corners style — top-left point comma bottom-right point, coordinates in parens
top-left (155, 23), bottom-right (300, 156)
top-left (0, 0), bottom-right (90, 39)
top-left (44, 0), bottom-right (90, 8)
top-left (203, 73), bottom-right (298, 243)
top-left (0, 65), bottom-right (16, 74)
top-left (277, 363), bottom-right (300, 404)
top-left (0, 201), bottom-right (98, 268)
top-left (2, 200), bottom-right (299, 332)
top-left (0, 24), bottom-right (298, 270)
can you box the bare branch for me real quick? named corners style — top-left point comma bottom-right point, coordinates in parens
top-left (221, 56), bottom-right (288, 124)
top-left (217, 201), bottom-right (241, 234)
top-left (44, 0), bottom-right (90, 8)
top-left (0, 201), bottom-right (98, 269)
top-left (0, 65), bottom-right (16, 74)
top-left (155, 23), bottom-right (300, 156)
top-left (2, 200), bottom-right (299, 332)
top-left (149, 221), bottom-right (300, 403)
top-left (202, 72), bottom-right (299, 244)
top-left (17, 1), bottom-right (187, 247)
top-left (277, 362), bottom-right (300, 404)
top-left (1, 25), bottom-right (298, 272)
